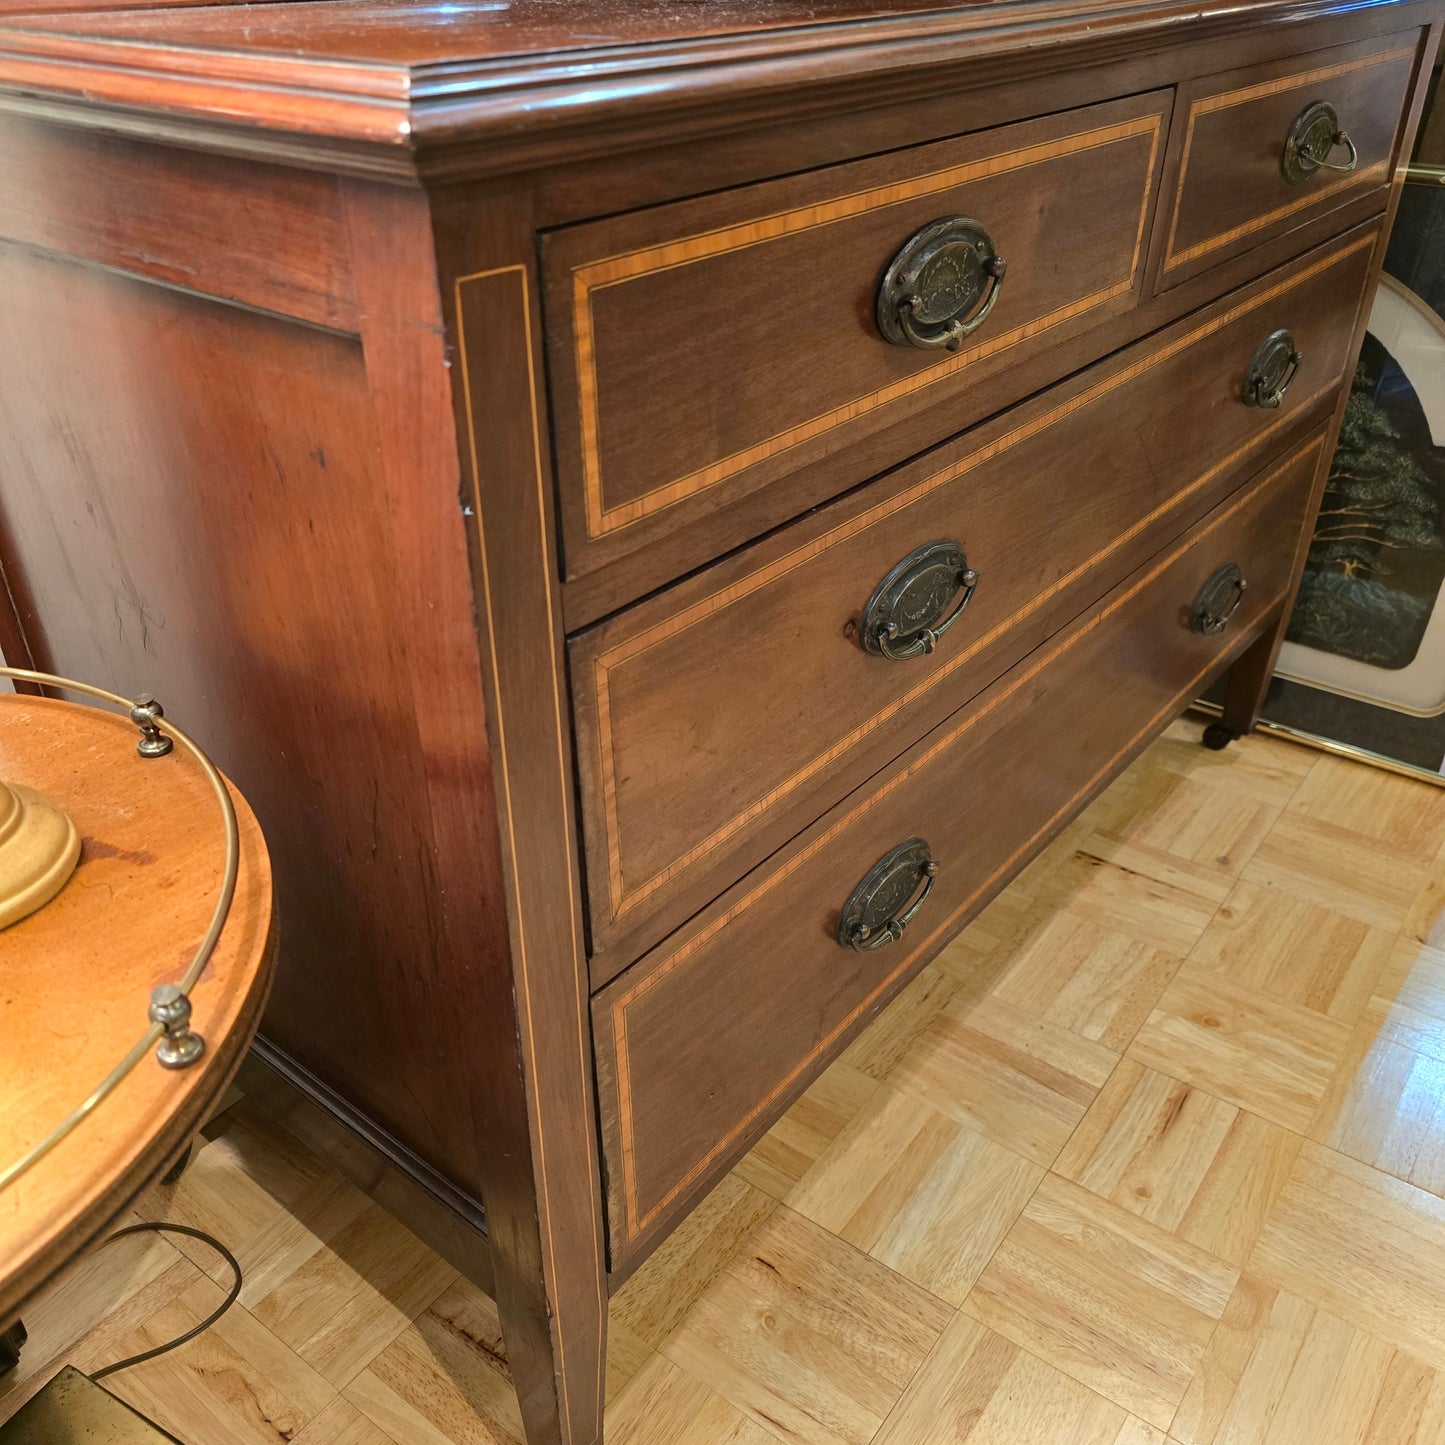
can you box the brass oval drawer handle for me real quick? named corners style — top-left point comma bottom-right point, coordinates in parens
top-left (877, 216), bottom-right (1007, 352)
top-left (1282, 100), bottom-right (1359, 185)
top-left (837, 838), bottom-right (939, 952)
top-left (861, 539), bottom-right (980, 661)
top-left (1243, 329), bottom-right (1303, 409)
top-left (1192, 562), bottom-right (1248, 635)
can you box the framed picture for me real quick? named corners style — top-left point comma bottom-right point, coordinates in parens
top-left (1220, 163), bottom-right (1445, 783)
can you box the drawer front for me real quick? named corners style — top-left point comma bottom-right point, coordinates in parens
top-left (544, 91), bottom-right (1169, 590)
top-left (593, 432), bottom-right (1326, 1266)
top-left (1155, 28), bottom-right (1420, 289)
top-left (573, 227), bottom-right (1377, 976)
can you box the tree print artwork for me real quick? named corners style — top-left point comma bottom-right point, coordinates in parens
top-left (1286, 333), bottom-right (1445, 670)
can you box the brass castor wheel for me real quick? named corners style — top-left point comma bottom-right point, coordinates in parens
top-left (1202, 722), bottom-right (1240, 751)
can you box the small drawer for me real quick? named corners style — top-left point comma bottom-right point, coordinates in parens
top-left (1154, 28), bottom-right (1420, 289)
top-left (572, 225), bottom-right (1377, 976)
top-left (543, 91), bottom-right (1170, 601)
top-left (593, 431), bottom-right (1326, 1267)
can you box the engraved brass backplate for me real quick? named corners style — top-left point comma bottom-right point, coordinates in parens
top-left (860, 539), bottom-right (979, 661)
top-left (1243, 328), bottom-right (1303, 409)
top-left (877, 216), bottom-right (1007, 352)
top-left (1282, 99), bottom-right (1359, 184)
top-left (836, 837), bottom-right (938, 952)
top-left (1191, 562), bottom-right (1247, 635)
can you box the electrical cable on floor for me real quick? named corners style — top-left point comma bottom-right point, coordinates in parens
top-left (89, 1221), bottom-right (243, 1380)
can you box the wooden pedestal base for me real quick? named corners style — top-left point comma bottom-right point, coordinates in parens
top-left (0, 780), bottom-right (80, 931)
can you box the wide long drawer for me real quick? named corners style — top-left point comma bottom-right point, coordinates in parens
top-left (543, 90), bottom-right (1169, 597)
top-left (593, 430), bottom-right (1326, 1267)
top-left (572, 226), bottom-right (1376, 975)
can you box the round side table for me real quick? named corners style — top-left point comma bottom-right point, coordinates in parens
top-left (0, 690), bottom-right (276, 1338)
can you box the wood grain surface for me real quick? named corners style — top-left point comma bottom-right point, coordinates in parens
top-left (571, 228), bottom-right (1374, 974)
top-left (593, 434), bottom-right (1325, 1270)
top-left (1155, 29), bottom-right (1422, 288)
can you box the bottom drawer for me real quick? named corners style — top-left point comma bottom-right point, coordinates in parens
top-left (593, 432), bottom-right (1326, 1268)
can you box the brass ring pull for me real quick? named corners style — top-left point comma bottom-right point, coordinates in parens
top-left (836, 838), bottom-right (939, 952)
top-left (1243, 329), bottom-right (1303, 409)
top-left (1191, 563), bottom-right (1248, 635)
top-left (861, 539), bottom-right (980, 661)
top-left (1282, 100), bottom-right (1360, 184)
top-left (877, 216), bottom-right (1007, 352)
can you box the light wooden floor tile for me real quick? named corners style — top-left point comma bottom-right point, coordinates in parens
top-left (1001, 814), bottom-right (1102, 904)
top-left (1037, 834), bottom-right (1230, 957)
top-left (1189, 880), bottom-right (1396, 1024)
top-left (1311, 940), bottom-right (1445, 1195)
top-left (1243, 812), bottom-right (1431, 933)
top-left (231, 1170), bottom-right (374, 1307)
top-left (249, 1195), bottom-right (458, 1386)
top-left (293, 1395), bottom-right (400, 1445)
top-left (1087, 768), bottom-right (1280, 883)
top-left (1056, 1059), bottom-right (1301, 1267)
top-left (874, 1311), bottom-right (1164, 1445)
top-left (1288, 753), bottom-right (1445, 862)
top-left (1173, 1273), bottom-right (1445, 1445)
top-left (891, 991), bottom-right (1117, 1167)
top-left (1128, 965), bottom-right (1354, 1133)
top-left (606, 1354), bottom-right (775, 1445)
top-left (987, 906), bottom-right (1184, 1052)
top-left (661, 1208), bottom-right (952, 1445)
top-left (1406, 836), bottom-right (1445, 951)
top-left (133, 1102), bottom-right (334, 1284)
top-left (345, 1277), bottom-right (523, 1445)
top-left (1408, 880), bottom-right (1445, 952)
top-left (0, 1225), bottom-right (196, 1412)
top-left (1146, 721), bottom-right (1317, 808)
top-left (611, 1174), bottom-right (778, 1357)
top-left (788, 1086), bottom-right (1043, 1304)
top-left (839, 965), bottom-right (961, 1082)
top-left (934, 884), bottom-right (1036, 978)
top-left (1252, 1142), bottom-right (1445, 1372)
top-left (94, 1273), bottom-right (338, 1445)
top-left (964, 1172), bottom-right (1239, 1428)
top-left (735, 1060), bottom-right (878, 1200)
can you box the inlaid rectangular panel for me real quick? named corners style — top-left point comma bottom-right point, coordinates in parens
top-left (572, 229), bottom-right (1377, 975)
top-left (1154, 27), bottom-right (1421, 290)
top-left (592, 431), bottom-right (1326, 1268)
top-left (543, 90), bottom-right (1170, 593)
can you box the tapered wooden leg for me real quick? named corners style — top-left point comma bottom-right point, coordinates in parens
top-left (395, 195), bottom-right (609, 1445)
top-left (450, 254), bottom-right (609, 1442)
top-left (1207, 610), bottom-right (1286, 747)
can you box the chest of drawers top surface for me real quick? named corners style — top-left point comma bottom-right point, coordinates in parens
top-left (0, 0), bottom-right (1428, 170)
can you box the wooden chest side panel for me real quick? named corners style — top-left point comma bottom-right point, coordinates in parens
top-left (0, 241), bottom-right (486, 1187)
top-left (0, 116), bottom-right (359, 330)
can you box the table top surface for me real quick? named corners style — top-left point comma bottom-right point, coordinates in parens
top-left (0, 693), bottom-right (275, 1322)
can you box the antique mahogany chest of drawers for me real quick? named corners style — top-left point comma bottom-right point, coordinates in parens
top-left (0, 0), bottom-right (1439, 1440)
